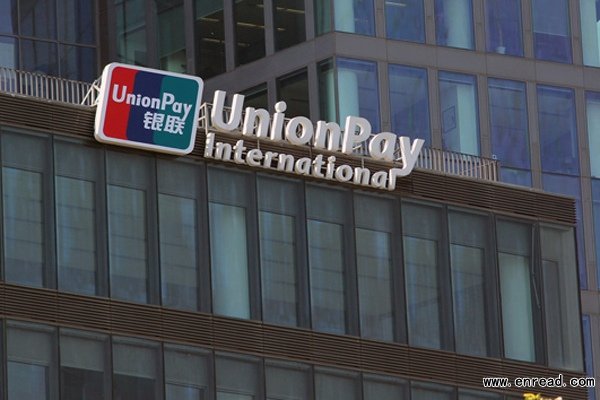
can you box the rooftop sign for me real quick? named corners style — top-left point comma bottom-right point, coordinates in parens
top-left (94, 63), bottom-right (203, 155)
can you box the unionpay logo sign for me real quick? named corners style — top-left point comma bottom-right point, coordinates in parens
top-left (95, 63), bottom-right (203, 155)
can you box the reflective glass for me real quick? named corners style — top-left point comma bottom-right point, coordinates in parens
top-left (21, 39), bottom-right (58, 75)
top-left (277, 69), bottom-right (309, 118)
top-left (113, 337), bottom-right (162, 400)
top-left (592, 179), bottom-right (600, 289)
top-left (59, 0), bottom-right (94, 44)
top-left (115, 0), bottom-right (147, 65)
top-left (19, 0), bottom-right (56, 39)
top-left (165, 345), bottom-right (210, 400)
top-left (315, 369), bottom-right (360, 400)
top-left (485, 0), bottom-right (523, 56)
top-left (363, 374), bottom-right (408, 400)
top-left (235, 0), bottom-right (265, 65)
top-left (458, 389), bottom-right (502, 400)
top-left (439, 71), bottom-right (479, 155)
top-left (532, 0), bottom-right (572, 63)
top-left (318, 59), bottom-right (336, 122)
top-left (333, 0), bottom-right (374, 35)
top-left (386, 0), bottom-right (424, 43)
top-left (581, 0), bottom-right (600, 66)
top-left (582, 315), bottom-right (596, 400)
top-left (242, 83), bottom-right (268, 110)
top-left (411, 382), bottom-right (454, 400)
top-left (158, 0), bottom-right (186, 73)
top-left (0, 36), bottom-right (18, 69)
top-left (215, 354), bottom-right (259, 400)
top-left (274, 0), bottom-right (305, 50)
top-left (315, 0), bottom-right (331, 35)
top-left (265, 360), bottom-right (310, 400)
top-left (195, 0), bottom-right (225, 78)
top-left (0, 0), bottom-right (17, 35)
top-left (587, 91), bottom-right (600, 178)
top-left (435, 0), bottom-right (474, 49)
top-left (59, 45), bottom-right (96, 82)
top-left (499, 167), bottom-right (531, 186)
top-left (389, 64), bottom-right (430, 144)
top-left (537, 85), bottom-right (579, 175)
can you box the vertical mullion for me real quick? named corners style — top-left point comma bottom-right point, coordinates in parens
top-left (392, 198), bottom-right (407, 344)
top-left (296, 181), bottom-right (310, 329)
top-left (345, 189), bottom-right (358, 336)
top-left (224, 0), bottom-right (236, 71)
top-left (440, 205), bottom-right (455, 352)
top-left (184, 0), bottom-right (196, 74)
top-left (264, 0), bottom-right (275, 55)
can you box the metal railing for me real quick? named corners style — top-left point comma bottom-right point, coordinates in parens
top-left (0, 66), bottom-right (98, 106)
top-left (200, 103), bottom-right (499, 182)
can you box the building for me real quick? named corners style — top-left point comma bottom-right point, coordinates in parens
top-left (0, 0), bottom-right (595, 399)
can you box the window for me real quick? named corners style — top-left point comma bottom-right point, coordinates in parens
top-left (449, 210), bottom-right (499, 357)
top-left (581, 0), bottom-right (600, 66)
top-left (439, 72), bottom-right (479, 155)
top-left (60, 329), bottom-right (109, 400)
top-left (2, 131), bottom-right (53, 288)
top-left (593, 180), bottom-right (600, 289)
top-left (458, 389), bottom-right (502, 399)
top-left (411, 382), bottom-right (454, 400)
top-left (389, 64), bottom-right (430, 144)
top-left (22, 39), bottom-right (59, 75)
top-left (55, 140), bottom-right (105, 296)
top-left (265, 360), bottom-right (310, 400)
top-left (307, 185), bottom-right (354, 335)
top-left (315, 0), bottom-right (375, 36)
top-left (485, 0), bottom-right (523, 56)
top-left (355, 194), bottom-right (398, 342)
top-left (582, 315), bottom-right (596, 400)
top-left (435, 0), bottom-right (474, 49)
top-left (113, 337), bottom-right (162, 400)
top-left (242, 83), bottom-right (268, 110)
top-left (115, 0), bottom-right (147, 65)
top-left (315, 368), bottom-right (360, 400)
top-left (215, 353), bottom-right (260, 400)
top-left (235, 0), bottom-right (265, 65)
top-left (532, 0), bottom-right (572, 63)
top-left (488, 78), bottom-right (530, 186)
top-left (363, 374), bottom-right (408, 400)
top-left (208, 167), bottom-right (257, 319)
top-left (402, 202), bottom-right (451, 350)
top-left (195, 0), bottom-right (225, 78)
top-left (59, 0), bottom-right (95, 44)
top-left (496, 220), bottom-right (538, 362)
top-left (274, 0), bottom-right (305, 50)
top-left (537, 85), bottom-right (579, 175)
top-left (258, 176), bottom-right (305, 327)
top-left (165, 344), bottom-right (210, 400)
top-left (277, 69), bottom-right (310, 118)
top-left (158, 0), bottom-right (186, 73)
top-left (107, 151), bottom-right (158, 304)
top-left (0, 0), bottom-right (17, 35)
top-left (587, 92), bottom-right (600, 178)
top-left (0, 37), bottom-right (18, 69)
top-left (20, 0), bottom-right (56, 39)
top-left (540, 225), bottom-right (584, 371)
top-left (7, 321), bottom-right (58, 400)
top-left (385, 0), bottom-right (424, 43)
top-left (59, 45), bottom-right (96, 82)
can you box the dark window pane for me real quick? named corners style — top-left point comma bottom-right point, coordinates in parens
top-left (389, 64), bottom-right (430, 144)
top-left (363, 375), bottom-right (408, 400)
top-left (274, 0), bottom-right (305, 50)
top-left (277, 69), bottom-right (309, 118)
top-left (592, 179), bottom-right (600, 290)
top-left (485, 0), bottom-right (523, 56)
top-left (115, 0), bottom-right (147, 65)
top-left (581, 0), bottom-right (600, 66)
top-left (59, 0), bottom-right (94, 44)
top-left (21, 39), bottom-right (58, 75)
top-left (315, 369), bottom-right (360, 400)
top-left (532, 0), bottom-right (572, 62)
top-left (235, 0), bottom-right (265, 65)
top-left (265, 360), bottom-right (310, 400)
top-left (158, 160), bottom-right (200, 311)
top-left (458, 389), bottom-right (502, 400)
top-left (587, 91), bottom-right (600, 177)
top-left (20, 0), bottom-right (56, 39)
top-left (242, 83), bottom-right (268, 110)
top-left (0, 0), bottom-right (17, 35)
top-left (435, 0), bottom-right (474, 49)
top-left (165, 344), bottom-right (210, 400)
top-left (386, 0), bottom-right (424, 42)
top-left (318, 59), bottom-right (336, 122)
top-left (113, 337), bottom-right (161, 400)
top-left (195, 0), bottom-right (225, 78)
top-left (0, 36), bottom-right (18, 69)
top-left (158, 0), bottom-right (186, 73)
top-left (60, 329), bottom-right (109, 400)
top-left (411, 382), bottom-right (454, 400)
top-left (499, 167), bottom-right (531, 187)
top-left (60, 45), bottom-right (96, 82)
top-left (337, 58), bottom-right (380, 132)
top-left (314, 0), bottom-right (331, 35)
top-left (334, 0), bottom-right (374, 35)
top-left (538, 85), bottom-right (579, 174)
top-left (582, 315), bottom-right (596, 400)
top-left (215, 354), bottom-right (259, 400)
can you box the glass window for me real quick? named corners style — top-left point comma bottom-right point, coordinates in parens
top-left (58, 0), bottom-right (94, 44)
top-left (277, 69), bottom-right (310, 118)
top-left (274, 0), bottom-right (305, 50)
top-left (587, 92), bottom-right (600, 178)
top-left (458, 389), bottom-right (502, 399)
top-left (307, 185), bottom-right (351, 335)
top-left (581, 0), bottom-right (600, 66)
top-left (315, 368), bottom-right (360, 400)
top-left (242, 83), bottom-right (268, 110)
top-left (215, 353), bottom-right (260, 400)
top-left (363, 374), bottom-right (408, 400)
top-left (389, 64), bottom-right (430, 144)
top-left (235, 0), bottom-right (265, 66)
top-left (113, 337), bottom-right (162, 400)
top-left (0, 0), bottom-right (17, 35)
top-left (115, 0), bottom-right (147, 65)
top-left (107, 151), bottom-right (157, 304)
top-left (158, 160), bottom-right (203, 311)
top-left (385, 0), bottom-right (424, 43)
top-left (59, 45), bottom-right (97, 82)
top-left (537, 85), bottom-right (579, 175)
top-left (21, 39), bottom-right (58, 75)
top-left (318, 59), bottom-right (336, 122)
top-left (7, 321), bottom-right (58, 400)
top-left (435, 0), bottom-right (474, 49)
top-left (55, 140), bottom-right (104, 296)
top-left (195, 0), bottom-right (225, 78)
top-left (208, 168), bottom-right (255, 319)
top-left (449, 210), bottom-right (499, 357)
top-left (439, 71), bottom-right (479, 155)
top-left (402, 202), bottom-right (450, 350)
top-left (593, 179), bottom-right (600, 289)
top-left (2, 131), bottom-right (52, 288)
top-left (411, 382), bottom-right (454, 400)
top-left (158, 0), bottom-right (186, 73)
top-left (19, 0), bottom-right (56, 39)
top-left (496, 220), bottom-right (537, 362)
top-left (485, 0), bottom-right (523, 56)
top-left (60, 329), bottom-right (109, 400)
top-left (316, 0), bottom-right (375, 36)
top-left (265, 360), bottom-right (310, 400)
top-left (0, 36), bottom-right (18, 69)
top-left (165, 344), bottom-right (210, 400)
top-left (540, 224), bottom-right (584, 371)
top-left (355, 194), bottom-right (396, 342)
top-left (258, 176), bottom-right (303, 327)
top-left (488, 78), bottom-right (530, 185)
top-left (532, 0), bottom-right (572, 63)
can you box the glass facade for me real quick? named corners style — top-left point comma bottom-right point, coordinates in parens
top-left (315, 0), bottom-right (375, 36)
top-left (389, 64), bottom-right (430, 144)
top-left (532, 0), bottom-right (572, 63)
top-left (385, 0), bottom-right (425, 43)
top-left (435, 0), bottom-right (474, 49)
top-left (484, 0), bottom-right (523, 56)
